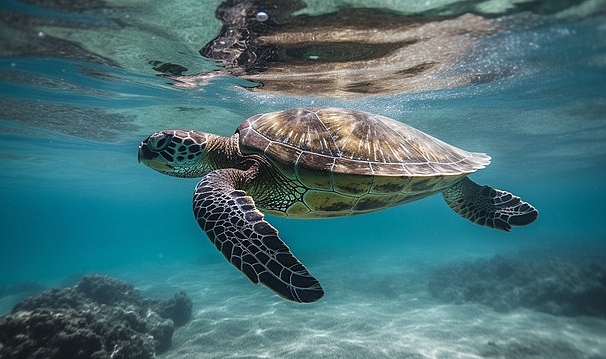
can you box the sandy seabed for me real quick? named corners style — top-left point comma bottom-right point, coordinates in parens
top-left (119, 259), bottom-right (606, 359)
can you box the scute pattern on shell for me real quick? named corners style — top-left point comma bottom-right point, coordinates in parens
top-left (238, 108), bottom-right (490, 176)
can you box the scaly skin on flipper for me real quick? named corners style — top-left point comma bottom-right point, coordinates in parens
top-left (442, 177), bottom-right (538, 231)
top-left (193, 168), bottom-right (324, 303)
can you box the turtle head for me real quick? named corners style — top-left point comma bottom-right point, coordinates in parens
top-left (138, 130), bottom-right (214, 178)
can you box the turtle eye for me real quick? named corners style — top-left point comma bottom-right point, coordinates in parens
top-left (147, 132), bottom-right (172, 152)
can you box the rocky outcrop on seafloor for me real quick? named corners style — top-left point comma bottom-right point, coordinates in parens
top-left (428, 255), bottom-right (606, 317)
top-left (0, 274), bottom-right (192, 359)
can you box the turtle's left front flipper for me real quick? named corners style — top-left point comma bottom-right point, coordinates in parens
top-left (193, 169), bottom-right (324, 303)
top-left (442, 177), bottom-right (538, 231)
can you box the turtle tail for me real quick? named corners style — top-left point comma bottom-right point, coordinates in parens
top-left (442, 177), bottom-right (538, 231)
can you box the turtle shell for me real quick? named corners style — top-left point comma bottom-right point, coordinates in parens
top-left (236, 108), bottom-right (490, 217)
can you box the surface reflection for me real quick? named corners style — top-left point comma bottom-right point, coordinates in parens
top-left (167, 0), bottom-right (499, 97)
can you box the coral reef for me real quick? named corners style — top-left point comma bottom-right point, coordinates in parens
top-left (428, 255), bottom-right (606, 316)
top-left (0, 274), bottom-right (192, 359)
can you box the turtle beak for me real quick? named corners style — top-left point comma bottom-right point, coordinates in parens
top-left (138, 142), bottom-right (173, 171)
top-left (137, 142), bottom-right (151, 164)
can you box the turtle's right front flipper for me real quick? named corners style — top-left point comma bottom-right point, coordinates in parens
top-left (193, 169), bottom-right (324, 303)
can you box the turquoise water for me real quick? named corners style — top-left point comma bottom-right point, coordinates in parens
top-left (1, 0), bottom-right (606, 358)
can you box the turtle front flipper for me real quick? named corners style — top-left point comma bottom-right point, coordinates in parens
top-left (193, 169), bottom-right (324, 303)
top-left (442, 177), bottom-right (538, 231)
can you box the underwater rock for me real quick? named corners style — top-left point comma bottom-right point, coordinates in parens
top-left (166, 0), bottom-right (499, 97)
top-left (0, 274), bottom-right (193, 359)
top-left (428, 255), bottom-right (606, 317)
top-left (152, 291), bottom-right (194, 327)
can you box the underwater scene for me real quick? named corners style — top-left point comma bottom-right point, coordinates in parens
top-left (1, 0), bottom-right (606, 358)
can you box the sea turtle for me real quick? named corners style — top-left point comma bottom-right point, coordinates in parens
top-left (138, 107), bottom-right (538, 303)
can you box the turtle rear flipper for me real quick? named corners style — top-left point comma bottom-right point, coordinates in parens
top-left (442, 177), bottom-right (538, 231)
top-left (193, 169), bottom-right (324, 303)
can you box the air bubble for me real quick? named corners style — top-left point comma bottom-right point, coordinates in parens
top-left (255, 11), bottom-right (269, 22)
